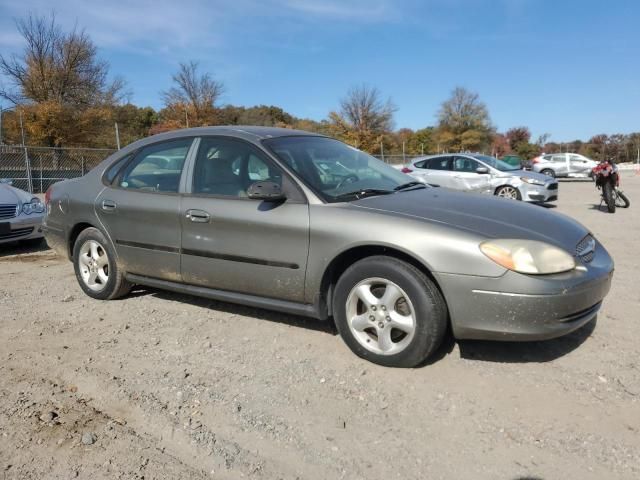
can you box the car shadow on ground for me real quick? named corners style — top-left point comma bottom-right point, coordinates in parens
top-left (0, 239), bottom-right (49, 258)
top-left (456, 317), bottom-right (597, 363)
top-left (132, 287), bottom-right (338, 335)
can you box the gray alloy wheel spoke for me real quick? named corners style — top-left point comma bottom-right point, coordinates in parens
top-left (351, 313), bottom-right (372, 332)
top-left (389, 311), bottom-right (414, 333)
top-left (380, 283), bottom-right (402, 307)
top-left (96, 254), bottom-right (108, 268)
top-left (345, 277), bottom-right (417, 356)
top-left (355, 284), bottom-right (379, 308)
top-left (377, 327), bottom-right (394, 352)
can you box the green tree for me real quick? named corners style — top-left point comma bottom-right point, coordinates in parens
top-left (435, 87), bottom-right (493, 152)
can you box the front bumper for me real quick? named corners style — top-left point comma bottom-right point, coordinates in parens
top-left (0, 213), bottom-right (45, 244)
top-left (437, 242), bottom-right (614, 341)
top-left (520, 181), bottom-right (558, 203)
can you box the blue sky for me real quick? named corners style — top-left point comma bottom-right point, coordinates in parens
top-left (0, 0), bottom-right (638, 141)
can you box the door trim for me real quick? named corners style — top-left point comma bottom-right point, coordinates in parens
top-left (125, 273), bottom-right (323, 319)
top-left (181, 248), bottom-right (299, 269)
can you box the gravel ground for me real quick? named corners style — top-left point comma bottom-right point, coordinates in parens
top-left (1, 174), bottom-right (639, 480)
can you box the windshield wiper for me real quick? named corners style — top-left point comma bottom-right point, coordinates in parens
top-left (393, 181), bottom-right (427, 192)
top-left (333, 188), bottom-right (394, 201)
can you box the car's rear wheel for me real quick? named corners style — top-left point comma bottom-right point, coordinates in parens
top-left (73, 227), bottom-right (131, 300)
top-left (540, 169), bottom-right (555, 178)
top-left (495, 185), bottom-right (522, 200)
top-left (332, 256), bottom-right (447, 367)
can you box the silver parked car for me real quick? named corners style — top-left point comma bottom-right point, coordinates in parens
top-left (44, 127), bottom-right (613, 367)
top-left (532, 153), bottom-right (598, 178)
top-left (0, 179), bottom-right (45, 245)
top-left (402, 154), bottom-right (558, 202)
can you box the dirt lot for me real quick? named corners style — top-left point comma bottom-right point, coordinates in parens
top-left (1, 174), bottom-right (639, 480)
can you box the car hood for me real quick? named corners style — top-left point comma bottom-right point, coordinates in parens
top-left (351, 188), bottom-right (588, 251)
top-left (0, 184), bottom-right (31, 204)
top-left (494, 169), bottom-right (553, 183)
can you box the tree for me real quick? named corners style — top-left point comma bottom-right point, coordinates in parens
top-left (505, 127), bottom-right (530, 150)
top-left (436, 87), bottom-right (493, 152)
top-left (328, 84), bottom-right (396, 152)
top-left (0, 14), bottom-right (124, 106)
top-left (0, 13), bottom-right (125, 146)
top-left (161, 61), bottom-right (224, 127)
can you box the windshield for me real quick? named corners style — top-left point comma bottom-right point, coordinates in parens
top-left (263, 136), bottom-right (418, 202)
top-left (472, 154), bottom-right (520, 172)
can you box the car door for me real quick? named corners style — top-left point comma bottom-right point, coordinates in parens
top-left (95, 138), bottom-right (195, 281)
top-left (552, 154), bottom-right (569, 175)
top-left (180, 136), bottom-right (309, 302)
top-left (451, 156), bottom-right (492, 194)
top-left (569, 154), bottom-right (591, 175)
top-left (422, 156), bottom-right (453, 188)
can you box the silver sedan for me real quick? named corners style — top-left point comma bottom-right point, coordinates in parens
top-left (402, 153), bottom-right (558, 202)
top-left (0, 179), bottom-right (45, 245)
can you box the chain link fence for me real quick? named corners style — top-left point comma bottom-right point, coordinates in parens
top-left (0, 145), bottom-right (115, 193)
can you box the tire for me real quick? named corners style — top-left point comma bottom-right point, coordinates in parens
top-left (615, 190), bottom-right (630, 208)
top-left (495, 185), bottom-right (522, 201)
top-left (541, 169), bottom-right (555, 178)
top-left (603, 182), bottom-right (616, 213)
top-left (332, 256), bottom-right (448, 368)
top-left (72, 227), bottom-right (131, 300)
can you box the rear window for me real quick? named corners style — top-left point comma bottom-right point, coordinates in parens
top-left (104, 154), bottom-right (133, 184)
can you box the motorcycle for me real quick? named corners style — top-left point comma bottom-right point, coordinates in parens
top-left (592, 160), bottom-right (630, 213)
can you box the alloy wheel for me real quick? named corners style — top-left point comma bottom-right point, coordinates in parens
top-left (497, 186), bottom-right (519, 199)
top-left (345, 277), bottom-right (416, 355)
top-left (78, 240), bottom-right (109, 292)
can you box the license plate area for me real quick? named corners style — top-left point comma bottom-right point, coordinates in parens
top-left (0, 222), bottom-right (10, 235)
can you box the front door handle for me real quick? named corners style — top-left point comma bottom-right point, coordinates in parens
top-left (102, 199), bottom-right (117, 211)
top-left (186, 209), bottom-right (210, 223)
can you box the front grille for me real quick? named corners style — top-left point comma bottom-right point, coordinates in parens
top-left (576, 235), bottom-right (596, 263)
top-left (0, 226), bottom-right (33, 240)
top-left (547, 182), bottom-right (558, 190)
top-left (0, 204), bottom-right (18, 220)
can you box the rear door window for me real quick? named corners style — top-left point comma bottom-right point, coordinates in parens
top-left (119, 139), bottom-right (192, 192)
top-left (426, 156), bottom-right (451, 170)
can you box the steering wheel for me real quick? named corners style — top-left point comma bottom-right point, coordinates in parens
top-left (335, 174), bottom-right (359, 191)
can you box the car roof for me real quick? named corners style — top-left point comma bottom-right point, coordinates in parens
top-left (115, 126), bottom-right (326, 158)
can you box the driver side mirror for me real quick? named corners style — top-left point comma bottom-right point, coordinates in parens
top-left (247, 181), bottom-right (286, 201)
top-left (475, 167), bottom-right (489, 174)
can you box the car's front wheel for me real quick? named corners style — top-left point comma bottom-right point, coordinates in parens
top-left (540, 168), bottom-right (555, 178)
top-left (333, 256), bottom-right (448, 367)
top-left (73, 227), bottom-right (131, 300)
top-left (495, 185), bottom-right (522, 200)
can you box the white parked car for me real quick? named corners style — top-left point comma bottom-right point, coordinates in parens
top-left (401, 154), bottom-right (558, 202)
top-left (531, 153), bottom-right (598, 178)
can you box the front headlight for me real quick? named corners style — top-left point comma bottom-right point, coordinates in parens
top-left (480, 239), bottom-right (575, 274)
top-left (520, 177), bottom-right (545, 185)
top-left (22, 198), bottom-right (45, 215)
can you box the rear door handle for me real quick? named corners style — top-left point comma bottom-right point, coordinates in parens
top-left (186, 209), bottom-right (210, 223)
top-left (102, 200), bottom-right (117, 211)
